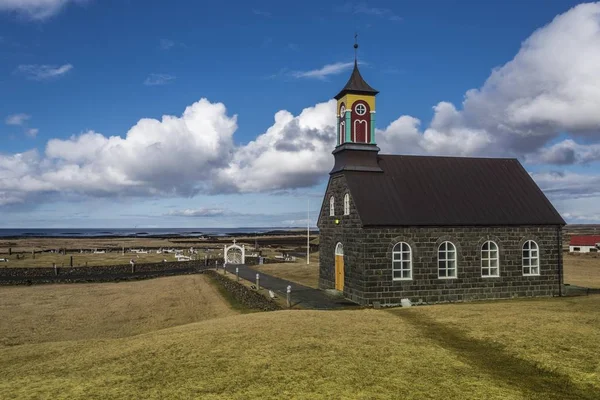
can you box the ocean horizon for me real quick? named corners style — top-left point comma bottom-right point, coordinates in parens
top-left (0, 227), bottom-right (317, 238)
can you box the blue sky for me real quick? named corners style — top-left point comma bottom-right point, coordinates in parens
top-left (1, 0), bottom-right (600, 227)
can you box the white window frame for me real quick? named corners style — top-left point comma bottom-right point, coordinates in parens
top-left (522, 240), bottom-right (540, 276)
top-left (343, 193), bottom-right (350, 215)
top-left (438, 241), bottom-right (457, 279)
top-left (481, 241), bottom-right (499, 277)
top-left (392, 242), bottom-right (412, 281)
top-left (355, 103), bottom-right (367, 116)
top-left (329, 196), bottom-right (335, 217)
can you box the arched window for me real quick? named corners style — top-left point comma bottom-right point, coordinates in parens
top-left (522, 240), bottom-right (539, 276)
top-left (392, 242), bottom-right (412, 280)
top-left (329, 196), bottom-right (335, 217)
top-left (335, 242), bottom-right (344, 256)
top-left (343, 193), bottom-right (350, 215)
top-left (339, 103), bottom-right (346, 144)
top-left (438, 241), bottom-right (457, 278)
top-left (481, 241), bottom-right (499, 277)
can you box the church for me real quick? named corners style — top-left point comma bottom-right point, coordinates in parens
top-left (317, 47), bottom-right (566, 306)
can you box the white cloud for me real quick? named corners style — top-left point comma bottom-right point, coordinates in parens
top-left (159, 39), bottom-right (175, 50)
top-left (292, 62), bottom-right (354, 80)
top-left (16, 64), bottom-right (73, 80)
top-left (167, 208), bottom-right (228, 217)
top-left (215, 100), bottom-right (336, 193)
top-left (252, 9), bottom-right (271, 17)
top-left (340, 2), bottom-right (402, 22)
top-left (144, 73), bottom-right (175, 86)
top-left (0, 0), bottom-right (87, 20)
top-left (0, 99), bottom-right (237, 206)
top-left (26, 128), bottom-right (39, 138)
top-left (530, 171), bottom-right (600, 200)
top-left (5, 113), bottom-right (30, 125)
top-left (371, 3), bottom-right (600, 162)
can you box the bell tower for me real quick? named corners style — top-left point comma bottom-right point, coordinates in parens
top-left (330, 36), bottom-right (382, 174)
top-left (334, 35), bottom-right (379, 146)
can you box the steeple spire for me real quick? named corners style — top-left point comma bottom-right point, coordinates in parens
top-left (333, 35), bottom-right (378, 100)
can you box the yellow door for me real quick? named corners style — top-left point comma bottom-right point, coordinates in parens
top-left (335, 255), bottom-right (344, 291)
top-left (335, 243), bottom-right (344, 291)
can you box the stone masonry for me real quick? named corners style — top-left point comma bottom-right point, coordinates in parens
top-left (318, 173), bottom-right (563, 306)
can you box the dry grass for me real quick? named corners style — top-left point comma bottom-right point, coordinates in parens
top-left (564, 254), bottom-right (600, 288)
top-left (253, 258), bottom-right (320, 289)
top-left (1, 295), bottom-right (599, 399)
top-left (0, 235), bottom-right (309, 254)
top-left (0, 275), bottom-right (239, 346)
top-left (391, 296), bottom-right (600, 396)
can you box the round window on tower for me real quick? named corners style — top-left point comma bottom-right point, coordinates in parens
top-left (355, 103), bottom-right (367, 116)
top-left (340, 105), bottom-right (346, 117)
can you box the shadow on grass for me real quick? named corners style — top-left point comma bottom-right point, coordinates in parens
top-left (389, 309), bottom-right (598, 400)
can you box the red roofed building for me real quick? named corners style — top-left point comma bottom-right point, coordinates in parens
top-left (569, 236), bottom-right (600, 253)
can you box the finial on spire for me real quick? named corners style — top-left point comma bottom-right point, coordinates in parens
top-left (354, 33), bottom-right (359, 64)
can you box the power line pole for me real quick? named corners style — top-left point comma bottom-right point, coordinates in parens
top-left (307, 199), bottom-right (310, 265)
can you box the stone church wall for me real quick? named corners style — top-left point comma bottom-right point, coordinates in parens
top-left (318, 174), bottom-right (365, 304)
top-left (318, 173), bottom-right (563, 306)
top-left (360, 225), bottom-right (562, 306)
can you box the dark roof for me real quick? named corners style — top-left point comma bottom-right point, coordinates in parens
top-left (334, 61), bottom-right (379, 100)
top-left (343, 155), bottom-right (566, 226)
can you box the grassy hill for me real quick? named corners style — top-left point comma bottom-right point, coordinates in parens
top-left (1, 275), bottom-right (598, 399)
top-left (0, 275), bottom-right (239, 346)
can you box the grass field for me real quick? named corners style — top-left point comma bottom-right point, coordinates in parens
top-left (564, 254), bottom-right (600, 288)
top-left (0, 275), bottom-right (239, 346)
top-left (252, 253), bottom-right (320, 288)
top-left (0, 279), bottom-right (598, 399)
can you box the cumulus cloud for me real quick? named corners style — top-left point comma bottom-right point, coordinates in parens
top-left (15, 64), bottom-right (73, 80)
top-left (373, 3), bottom-right (600, 161)
top-left (0, 99), bottom-right (237, 206)
top-left (5, 113), bottom-right (30, 126)
top-left (526, 139), bottom-right (600, 165)
top-left (0, 0), bottom-right (87, 20)
top-left (215, 100), bottom-right (337, 193)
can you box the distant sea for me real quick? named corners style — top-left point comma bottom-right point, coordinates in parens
top-left (0, 228), bottom-right (312, 238)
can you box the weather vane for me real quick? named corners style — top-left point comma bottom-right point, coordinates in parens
top-left (354, 33), bottom-right (359, 63)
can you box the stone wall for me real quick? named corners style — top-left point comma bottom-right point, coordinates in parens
top-left (204, 270), bottom-right (281, 311)
top-left (318, 171), bottom-right (563, 306)
top-left (0, 261), bottom-right (209, 285)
